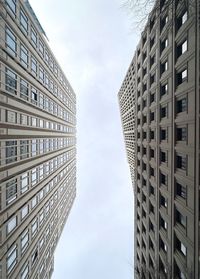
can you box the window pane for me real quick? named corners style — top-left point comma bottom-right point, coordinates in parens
top-left (5, 27), bottom-right (17, 56)
top-left (6, 141), bottom-right (17, 164)
top-left (5, 68), bottom-right (17, 94)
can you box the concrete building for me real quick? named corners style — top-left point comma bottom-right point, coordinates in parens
top-left (118, 0), bottom-right (199, 278)
top-left (0, 0), bottom-right (76, 278)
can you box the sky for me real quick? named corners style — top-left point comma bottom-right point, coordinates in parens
top-left (30, 1), bottom-right (140, 278)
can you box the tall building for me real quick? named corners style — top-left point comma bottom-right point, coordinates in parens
top-left (118, 0), bottom-right (199, 278)
top-left (0, 1), bottom-right (76, 278)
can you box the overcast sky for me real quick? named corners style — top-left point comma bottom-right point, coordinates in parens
top-left (30, 1), bottom-right (139, 278)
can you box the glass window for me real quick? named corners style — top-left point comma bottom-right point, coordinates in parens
top-left (21, 230), bottom-right (29, 253)
top-left (21, 204), bottom-right (29, 219)
top-left (31, 27), bottom-right (37, 47)
top-left (31, 139), bottom-right (37, 156)
top-left (176, 154), bottom-right (187, 170)
top-left (6, 140), bottom-right (17, 164)
top-left (20, 114), bottom-right (28, 125)
top-left (6, 0), bottom-right (16, 15)
top-left (20, 140), bottom-right (29, 159)
top-left (6, 110), bottom-right (16, 123)
top-left (177, 98), bottom-right (187, 113)
top-left (20, 44), bottom-right (29, 68)
top-left (31, 196), bottom-right (37, 208)
top-left (6, 179), bottom-right (17, 204)
top-left (5, 68), bottom-right (17, 94)
top-left (176, 182), bottom-right (187, 199)
top-left (20, 79), bottom-right (29, 100)
top-left (20, 8), bottom-right (28, 34)
top-left (39, 40), bottom-right (44, 56)
top-left (31, 56), bottom-right (37, 75)
top-left (7, 215), bottom-right (17, 234)
top-left (31, 87), bottom-right (38, 104)
top-left (31, 168), bottom-right (37, 186)
top-left (31, 219), bottom-right (38, 236)
top-left (176, 208), bottom-right (186, 228)
top-left (5, 27), bottom-right (17, 56)
top-left (20, 172), bottom-right (29, 193)
top-left (39, 67), bottom-right (44, 82)
top-left (20, 262), bottom-right (29, 279)
top-left (7, 245), bottom-right (17, 273)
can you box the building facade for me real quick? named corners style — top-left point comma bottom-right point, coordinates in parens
top-left (0, 1), bottom-right (76, 278)
top-left (118, 0), bottom-right (199, 278)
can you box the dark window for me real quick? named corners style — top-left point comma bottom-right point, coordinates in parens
top-left (143, 115), bottom-right (147, 124)
top-left (160, 61), bottom-right (168, 75)
top-left (143, 131), bottom-right (147, 139)
top-left (143, 51), bottom-right (147, 62)
top-left (149, 220), bottom-right (154, 232)
top-left (176, 98), bottom-right (187, 113)
top-left (150, 36), bottom-right (155, 49)
top-left (20, 79), bottom-right (29, 100)
top-left (143, 83), bottom-right (147, 92)
top-left (160, 151), bottom-right (167, 163)
top-left (161, 128), bottom-right (167, 140)
top-left (175, 208), bottom-right (186, 228)
top-left (143, 35), bottom-right (147, 46)
top-left (161, 173), bottom-right (167, 185)
top-left (160, 238), bottom-right (167, 252)
top-left (177, 10), bottom-right (188, 30)
top-left (142, 208), bottom-right (146, 218)
top-left (143, 67), bottom-right (147, 77)
top-left (150, 184), bottom-right (154, 195)
top-left (150, 73), bottom-right (155, 85)
top-left (150, 130), bottom-right (155, 140)
top-left (150, 202), bottom-right (154, 214)
top-left (160, 195), bottom-right (167, 208)
top-left (150, 111), bottom-right (155, 122)
top-left (160, 37), bottom-right (168, 53)
top-left (31, 88), bottom-right (38, 104)
top-left (177, 39), bottom-right (188, 58)
top-left (176, 155), bottom-right (187, 170)
top-left (150, 166), bottom-right (154, 176)
top-left (160, 216), bottom-right (167, 230)
top-left (175, 236), bottom-right (187, 256)
top-left (143, 147), bottom-right (146, 155)
top-left (174, 262), bottom-right (186, 279)
top-left (176, 182), bottom-right (187, 199)
top-left (150, 92), bottom-right (155, 103)
top-left (177, 69), bottom-right (187, 86)
top-left (6, 27), bottom-right (17, 56)
top-left (5, 68), bottom-right (17, 94)
top-left (160, 83), bottom-right (168, 97)
top-left (150, 149), bottom-right (154, 158)
top-left (160, 14), bottom-right (168, 31)
top-left (177, 127), bottom-right (187, 141)
top-left (150, 55), bottom-right (155, 67)
top-left (137, 48), bottom-right (140, 57)
top-left (143, 163), bottom-right (146, 171)
top-left (160, 106), bottom-right (167, 118)
top-left (150, 16), bottom-right (155, 31)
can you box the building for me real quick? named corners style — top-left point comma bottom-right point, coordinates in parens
top-left (118, 0), bottom-right (199, 278)
top-left (0, 0), bottom-right (76, 278)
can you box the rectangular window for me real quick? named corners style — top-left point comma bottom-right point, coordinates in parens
top-left (21, 204), bottom-right (29, 219)
top-left (31, 27), bottom-right (37, 47)
top-left (176, 154), bottom-right (187, 170)
top-left (7, 215), bottom-right (17, 234)
top-left (6, 140), bottom-right (17, 164)
top-left (20, 44), bottom-right (29, 68)
top-left (160, 105), bottom-right (167, 118)
top-left (175, 236), bottom-right (187, 256)
top-left (5, 68), bottom-right (17, 94)
top-left (177, 68), bottom-right (188, 86)
top-left (161, 60), bottom-right (168, 74)
top-left (177, 127), bottom-right (187, 141)
top-left (176, 182), bottom-right (187, 199)
top-left (39, 67), bottom-right (44, 82)
top-left (6, 110), bottom-right (17, 123)
top-left (160, 83), bottom-right (168, 97)
top-left (6, 0), bottom-right (16, 15)
top-left (177, 10), bottom-right (188, 30)
top-left (20, 140), bottom-right (29, 159)
top-left (20, 79), bottom-right (29, 100)
top-left (160, 195), bottom-right (167, 208)
top-left (39, 40), bottom-right (44, 56)
top-left (31, 219), bottom-right (38, 236)
top-left (176, 97), bottom-right (187, 113)
top-left (5, 27), bottom-right (17, 56)
top-left (161, 173), bottom-right (167, 185)
top-left (20, 262), bottom-right (29, 279)
top-left (177, 39), bottom-right (188, 58)
top-left (20, 8), bottom-right (28, 34)
top-left (31, 56), bottom-right (37, 75)
top-left (21, 230), bottom-right (29, 254)
top-left (176, 208), bottom-right (186, 228)
top-left (20, 114), bottom-right (28, 125)
top-left (160, 37), bottom-right (168, 53)
top-left (31, 87), bottom-right (38, 104)
top-left (31, 196), bottom-right (37, 208)
top-left (20, 172), bottom-right (29, 193)
top-left (31, 168), bottom-right (37, 186)
top-left (6, 179), bottom-right (17, 204)
top-left (7, 245), bottom-right (17, 273)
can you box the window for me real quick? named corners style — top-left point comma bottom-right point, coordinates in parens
top-left (160, 83), bottom-right (168, 97)
top-left (31, 219), bottom-right (38, 236)
top-left (20, 44), bottom-right (29, 68)
top-left (175, 236), bottom-right (187, 256)
top-left (21, 204), bottom-right (29, 219)
top-left (6, 179), bottom-right (17, 204)
top-left (6, 0), bottom-right (16, 15)
top-left (177, 10), bottom-right (188, 30)
top-left (161, 14), bottom-right (168, 31)
top-left (7, 215), bottom-right (17, 234)
top-left (160, 37), bottom-right (168, 53)
top-left (150, 92), bottom-right (155, 103)
top-left (5, 27), bottom-right (17, 56)
top-left (31, 249), bottom-right (38, 265)
top-left (160, 238), bottom-right (167, 252)
top-left (174, 262), bottom-right (186, 279)
top-left (31, 27), bottom-right (37, 47)
top-left (160, 195), bottom-right (167, 208)
top-left (31, 196), bottom-right (37, 208)
top-left (20, 8), bottom-right (28, 34)
top-left (160, 151), bottom-right (167, 163)
top-left (6, 110), bottom-right (16, 123)
top-left (177, 39), bottom-right (188, 58)
top-left (161, 173), bottom-right (167, 185)
top-left (150, 73), bottom-right (155, 85)
top-left (176, 98), bottom-right (187, 113)
top-left (150, 55), bottom-right (155, 67)
top-left (21, 230), bottom-right (29, 253)
top-left (161, 60), bottom-right (168, 74)
top-left (150, 36), bottom-right (155, 49)
top-left (176, 182), bottom-right (187, 199)
top-left (177, 68), bottom-right (188, 85)
top-left (160, 216), bottom-right (167, 230)
top-left (39, 67), bottom-right (44, 82)
top-left (31, 56), bottom-right (37, 75)
top-left (31, 87), bottom-right (38, 104)
top-left (5, 68), bottom-right (17, 94)
top-left (20, 262), bottom-right (29, 279)
top-left (20, 114), bottom-right (28, 125)
top-left (31, 139), bottom-right (37, 156)
top-left (176, 208), bottom-right (186, 228)
top-left (31, 168), bottom-right (37, 185)
top-left (39, 40), bottom-right (44, 56)
top-left (177, 127), bottom-right (187, 141)
top-left (176, 154), bottom-right (187, 170)
top-left (7, 245), bottom-right (17, 273)
top-left (160, 128), bottom-right (167, 140)
top-left (20, 79), bottom-right (29, 100)
top-left (160, 105), bottom-right (167, 118)
top-left (20, 140), bottom-right (29, 159)
top-left (20, 172), bottom-right (29, 193)
top-left (6, 140), bottom-right (17, 164)
top-left (150, 130), bottom-right (155, 140)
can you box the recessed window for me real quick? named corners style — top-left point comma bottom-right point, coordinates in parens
top-left (160, 151), bottom-right (167, 163)
top-left (176, 127), bottom-right (187, 141)
top-left (175, 236), bottom-right (187, 256)
top-left (150, 36), bottom-right (155, 49)
top-left (20, 79), bottom-right (29, 100)
top-left (160, 216), bottom-right (167, 230)
top-left (160, 105), bottom-right (167, 119)
top-left (174, 262), bottom-right (186, 279)
top-left (21, 204), bottom-right (29, 219)
top-left (176, 182), bottom-right (187, 199)
top-left (20, 8), bottom-right (28, 34)
top-left (39, 67), bottom-right (44, 82)
top-left (177, 10), bottom-right (188, 30)
top-left (31, 87), bottom-right (38, 104)
top-left (160, 83), bottom-right (168, 97)
top-left (7, 245), bottom-right (17, 273)
top-left (160, 14), bottom-right (168, 31)
top-left (6, 140), bottom-right (17, 164)
top-left (161, 60), bottom-right (168, 74)
top-left (143, 51), bottom-right (147, 62)
top-left (161, 173), bottom-right (167, 185)
top-left (160, 238), bottom-right (167, 252)
top-left (31, 196), bottom-right (37, 208)
top-left (150, 55), bottom-right (155, 67)
top-left (6, 0), bottom-right (16, 15)
top-left (150, 73), bottom-right (155, 85)
top-left (31, 56), bottom-right (37, 75)
top-left (5, 27), bottom-right (17, 56)
top-left (20, 262), bottom-right (29, 279)
top-left (160, 37), bottom-right (168, 53)
top-left (175, 208), bottom-right (186, 228)
top-left (150, 111), bottom-right (155, 122)
top-left (20, 140), bottom-right (29, 160)
top-left (150, 130), bottom-right (155, 140)
top-left (176, 97), bottom-right (187, 113)
top-left (150, 92), bottom-right (155, 103)
top-left (177, 39), bottom-right (188, 58)
top-left (6, 179), bottom-right (17, 204)
top-left (31, 27), bottom-right (37, 47)
top-left (5, 68), bottom-right (17, 94)
top-left (177, 68), bottom-right (188, 86)
top-left (160, 195), bottom-right (167, 208)
top-left (20, 44), bottom-right (29, 68)
top-left (31, 219), bottom-right (38, 236)
top-left (176, 154), bottom-right (187, 170)
top-left (7, 215), bottom-right (17, 234)
top-left (31, 168), bottom-right (37, 185)
top-left (21, 229), bottom-right (29, 254)
top-left (20, 172), bottom-right (29, 193)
